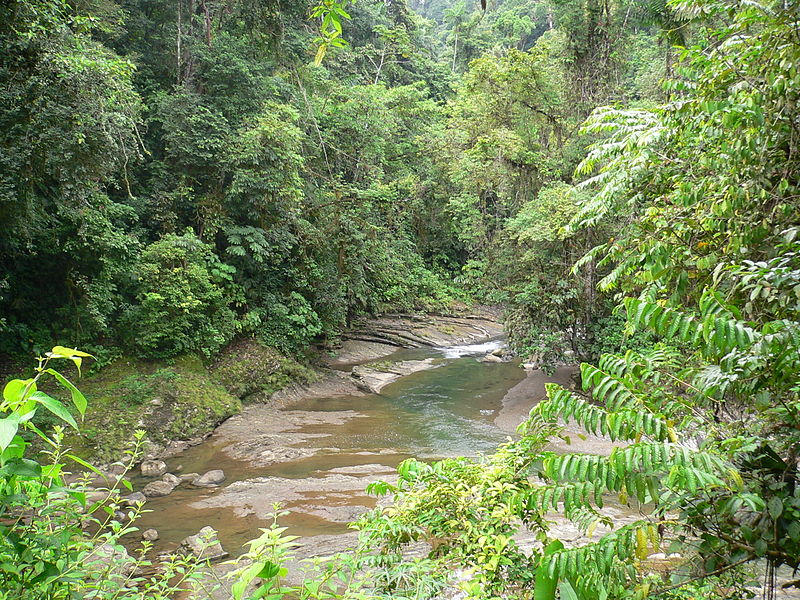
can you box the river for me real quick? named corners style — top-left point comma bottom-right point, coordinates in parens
top-left (130, 340), bottom-right (570, 560)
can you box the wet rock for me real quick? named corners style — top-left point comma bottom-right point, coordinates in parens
top-left (142, 528), bottom-right (159, 542)
top-left (181, 526), bottom-right (227, 560)
top-left (142, 480), bottom-right (177, 498)
top-left (193, 470), bottom-right (225, 487)
top-left (180, 472), bottom-right (200, 483)
top-left (351, 359), bottom-right (437, 393)
top-left (124, 492), bottom-right (147, 505)
top-left (481, 353), bottom-right (503, 363)
top-left (86, 490), bottom-right (114, 506)
top-left (141, 460), bottom-right (167, 477)
top-left (104, 463), bottom-right (127, 477)
top-left (114, 510), bottom-right (130, 522)
top-left (162, 472), bottom-right (181, 486)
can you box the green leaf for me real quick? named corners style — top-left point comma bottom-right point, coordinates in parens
top-left (559, 581), bottom-right (580, 600)
top-left (1, 458), bottom-right (42, 478)
top-left (535, 540), bottom-right (564, 600)
top-left (768, 497), bottom-right (783, 520)
top-left (46, 369), bottom-right (87, 416)
top-left (66, 453), bottom-right (104, 477)
top-left (30, 392), bottom-right (78, 429)
top-left (256, 560), bottom-right (281, 579)
top-left (0, 415), bottom-right (20, 452)
top-left (46, 346), bottom-right (93, 375)
top-left (3, 380), bottom-right (25, 404)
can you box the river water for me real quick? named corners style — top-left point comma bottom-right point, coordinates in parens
top-left (131, 341), bottom-right (535, 558)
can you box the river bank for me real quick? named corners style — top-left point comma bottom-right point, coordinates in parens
top-left (93, 309), bottom-right (508, 557)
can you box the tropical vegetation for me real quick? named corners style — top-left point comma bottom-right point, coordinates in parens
top-left (1, 0), bottom-right (798, 598)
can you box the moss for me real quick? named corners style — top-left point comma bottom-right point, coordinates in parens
top-left (363, 360), bottom-right (394, 372)
top-left (210, 338), bottom-right (316, 401)
top-left (56, 339), bottom-right (315, 463)
top-left (64, 355), bottom-right (240, 464)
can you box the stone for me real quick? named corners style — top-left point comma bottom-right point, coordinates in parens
top-left (142, 480), bottom-right (177, 498)
top-left (180, 526), bottom-right (227, 560)
top-left (124, 492), bottom-right (147, 505)
top-left (86, 490), bottom-right (112, 506)
top-left (142, 528), bottom-right (159, 542)
top-left (114, 510), bottom-right (130, 522)
top-left (105, 463), bottom-right (127, 476)
top-left (192, 469), bottom-right (225, 487)
top-left (481, 353), bottom-right (503, 363)
top-left (180, 472), bottom-right (200, 483)
top-left (161, 472), bottom-right (181, 486)
top-left (141, 460), bottom-right (167, 477)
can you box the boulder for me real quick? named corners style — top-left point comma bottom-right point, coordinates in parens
top-left (180, 526), bottom-right (227, 560)
top-left (142, 528), bottom-right (159, 542)
top-left (142, 480), bottom-right (177, 498)
top-left (161, 472), bottom-right (181, 486)
top-left (141, 460), bottom-right (168, 478)
top-left (192, 470), bottom-right (225, 488)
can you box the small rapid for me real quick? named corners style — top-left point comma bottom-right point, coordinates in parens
top-left (438, 338), bottom-right (506, 358)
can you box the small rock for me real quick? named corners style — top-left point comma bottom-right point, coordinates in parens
top-left (192, 470), bottom-right (225, 488)
top-left (86, 490), bottom-right (112, 506)
top-left (141, 460), bottom-right (167, 477)
top-left (105, 463), bottom-right (127, 477)
top-left (114, 510), bottom-right (130, 523)
top-left (142, 480), bottom-right (177, 498)
top-left (161, 473), bottom-right (181, 486)
top-left (180, 472), bottom-right (200, 483)
top-left (482, 353), bottom-right (503, 363)
top-left (142, 528), bottom-right (159, 542)
top-left (124, 492), bottom-right (147, 505)
top-left (181, 526), bottom-right (227, 560)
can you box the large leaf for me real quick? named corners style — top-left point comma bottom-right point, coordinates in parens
top-left (30, 392), bottom-right (78, 429)
top-left (535, 540), bottom-right (564, 600)
top-left (0, 415), bottom-right (21, 452)
top-left (46, 346), bottom-right (93, 375)
top-left (0, 458), bottom-right (42, 478)
top-left (3, 379), bottom-right (35, 406)
top-left (46, 369), bottom-right (87, 416)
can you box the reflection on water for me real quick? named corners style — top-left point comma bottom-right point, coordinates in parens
top-left (131, 348), bottom-right (526, 557)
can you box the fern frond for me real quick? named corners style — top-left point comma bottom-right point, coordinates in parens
top-left (538, 384), bottom-right (670, 442)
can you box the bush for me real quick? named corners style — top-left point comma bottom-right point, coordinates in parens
top-left (121, 231), bottom-right (238, 358)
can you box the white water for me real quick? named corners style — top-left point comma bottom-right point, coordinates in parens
top-left (439, 339), bottom-right (505, 359)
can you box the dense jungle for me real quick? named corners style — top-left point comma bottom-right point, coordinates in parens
top-left (0, 0), bottom-right (799, 598)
